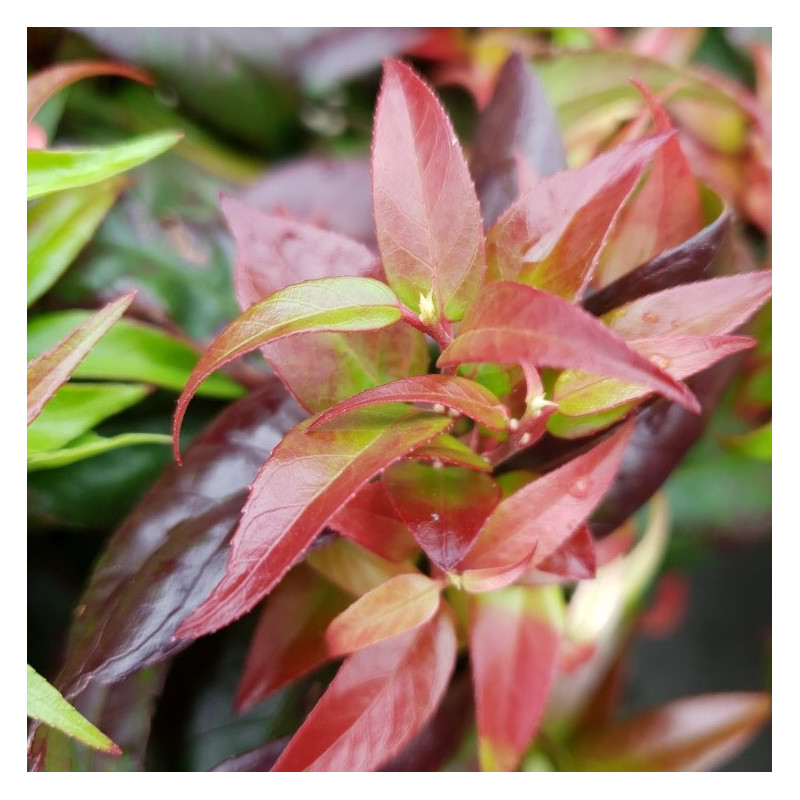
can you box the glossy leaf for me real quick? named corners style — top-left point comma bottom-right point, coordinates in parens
top-left (373, 59), bottom-right (485, 321)
top-left (28, 311), bottom-right (243, 401)
top-left (471, 52), bottom-right (567, 228)
top-left (27, 431), bottom-right (171, 471)
top-left (27, 59), bottom-right (152, 123)
top-left (470, 586), bottom-right (564, 771)
top-left (438, 282), bottom-right (700, 414)
top-left (27, 177), bottom-right (124, 305)
top-left (484, 135), bottom-right (668, 299)
top-left (173, 277), bottom-right (403, 456)
top-left (458, 423), bottom-right (633, 593)
top-left (310, 375), bottom-right (510, 433)
top-left (326, 574), bottom-right (441, 656)
top-left (384, 462), bottom-right (502, 571)
top-left (408, 434), bottom-right (492, 472)
top-left (176, 406), bottom-right (451, 639)
top-left (27, 665), bottom-right (120, 755)
top-left (27, 131), bottom-right (182, 199)
top-left (27, 292), bottom-right (134, 425)
top-left (236, 566), bottom-right (351, 713)
top-left (571, 693), bottom-right (771, 771)
top-left (272, 611), bottom-right (457, 771)
top-left (520, 524), bottom-right (596, 584)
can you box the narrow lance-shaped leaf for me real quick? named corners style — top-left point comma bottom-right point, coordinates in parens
top-left (272, 611), bottom-right (457, 772)
top-left (326, 573), bottom-right (442, 657)
top-left (27, 292), bottom-right (134, 425)
top-left (470, 586), bottom-right (565, 772)
top-left (173, 277), bottom-right (404, 460)
top-left (27, 131), bottom-right (182, 199)
top-left (384, 462), bottom-right (502, 572)
top-left (175, 406), bottom-right (451, 639)
top-left (373, 59), bottom-right (485, 321)
top-left (408, 434), bottom-right (493, 472)
top-left (438, 282), bottom-right (700, 414)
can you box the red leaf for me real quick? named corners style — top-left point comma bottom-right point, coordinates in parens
top-left (325, 573), bottom-right (441, 657)
top-left (235, 566), bottom-right (351, 713)
top-left (470, 585), bottom-right (564, 771)
top-left (175, 406), bottom-right (451, 639)
top-left (484, 135), bottom-right (669, 300)
top-left (519, 523), bottom-right (597, 584)
top-left (383, 462), bottom-right (502, 571)
top-left (638, 572), bottom-right (689, 637)
top-left (27, 292), bottom-right (135, 425)
top-left (571, 693), bottom-right (771, 771)
top-left (458, 423), bottom-right (633, 593)
top-left (438, 282), bottom-right (700, 414)
top-left (373, 59), bottom-right (485, 322)
top-left (310, 374), bottom-right (509, 433)
top-left (272, 610), bottom-right (457, 771)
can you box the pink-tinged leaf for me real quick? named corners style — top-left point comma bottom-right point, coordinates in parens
top-left (484, 135), bottom-right (669, 300)
top-left (373, 59), bottom-right (485, 321)
top-left (602, 270), bottom-right (773, 340)
top-left (28, 60), bottom-right (152, 124)
top-left (571, 693), bottom-right (771, 771)
top-left (638, 572), bottom-right (689, 638)
top-left (272, 610), bottom-right (457, 771)
top-left (470, 52), bottom-right (567, 228)
top-left (310, 374), bottom-right (510, 433)
top-left (326, 573), bottom-right (442, 657)
top-left (27, 292), bottom-right (135, 425)
top-left (438, 282), bottom-right (700, 414)
top-left (553, 335), bottom-right (755, 418)
top-left (175, 406), bottom-right (451, 639)
top-left (458, 424), bottom-right (633, 593)
top-left (409, 434), bottom-right (492, 472)
top-left (329, 481), bottom-right (419, 563)
top-left (518, 524), bottom-right (597, 584)
top-left (235, 566), bottom-right (350, 713)
top-left (172, 277), bottom-right (403, 459)
top-left (470, 585), bottom-right (564, 771)
top-left (384, 462), bottom-right (502, 572)
top-left (596, 83), bottom-right (703, 288)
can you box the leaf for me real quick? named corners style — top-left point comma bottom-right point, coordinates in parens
top-left (458, 423), bottom-right (633, 593)
top-left (571, 693), bottom-right (771, 771)
top-left (484, 135), bottom-right (668, 300)
top-left (373, 59), bottom-right (485, 321)
top-left (28, 59), bottom-right (152, 124)
top-left (471, 52), bottom-right (567, 228)
top-left (27, 177), bottom-right (125, 305)
top-left (176, 406), bottom-right (452, 639)
top-left (27, 382), bottom-right (151, 452)
top-left (723, 421), bottom-right (771, 461)
top-left (326, 574), bottom-right (441, 657)
top-left (27, 292), bottom-right (134, 425)
top-left (272, 611), bottom-right (457, 771)
top-left (28, 310), bottom-right (243, 401)
top-left (519, 523), bottom-right (597, 584)
top-left (27, 431), bottom-right (172, 471)
top-left (235, 566), bottom-right (351, 713)
top-left (27, 131), bottom-right (182, 199)
top-left (173, 277), bottom-right (403, 457)
top-left (310, 375), bottom-right (510, 433)
top-left (438, 282), bottom-right (700, 414)
top-left (408, 434), bottom-right (493, 472)
top-left (470, 586), bottom-right (564, 771)
top-left (27, 665), bottom-right (120, 755)
top-left (384, 462), bottom-right (502, 571)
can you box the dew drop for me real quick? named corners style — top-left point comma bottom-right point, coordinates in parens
top-left (508, 418), bottom-right (520, 432)
top-left (432, 403), bottom-right (446, 414)
top-left (643, 311), bottom-right (659, 324)
top-left (569, 478), bottom-right (590, 499)
top-left (520, 432), bottom-right (532, 446)
top-left (431, 512), bottom-right (441, 521)
top-left (650, 354), bottom-right (671, 370)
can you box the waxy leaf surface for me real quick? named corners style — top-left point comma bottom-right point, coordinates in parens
top-left (173, 277), bottom-right (403, 456)
top-left (326, 573), bottom-right (441, 656)
top-left (27, 292), bottom-right (134, 425)
top-left (438, 282), bottom-right (699, 414)
top-left (272, 611), bottom-right (457, 771)
top-left (176, 406), bottom-right (451, 639)
top-left (470, 586), bottom-right (564, 771)
top-left (520, 523), bottom-right (596, 583)
top-left (384, 462), bottom-right (502, 571)
top-left (373, 59), bottom-right (485, 321)
top-left (28, 431), bottom-right (171, 471)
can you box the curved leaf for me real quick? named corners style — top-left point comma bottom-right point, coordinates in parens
top-left (408, 434), bottom-right (493, 472)
top-left (373, 59), bottom-right (485, 321)
top-left (519, 524), bottom-right (597, 584)
top-left (272, 611), bottom-right (457, 771)
top-left (176, 406), bottom-right (451, 639)
top-left (27, 431), bottom-right (171, 471)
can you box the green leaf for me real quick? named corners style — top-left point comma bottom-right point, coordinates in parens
top-left (28, 312), bottom-right (244, 399)
top-left (27, 664), bottom-right (120, 755)
top-left (27, 177), bottom-right (124, 306)
top-left (722, 421), bottom-right (771, 461)
top-left (27, 131), bottom-right (182, 199)
top-left (27, 431), bottom-right (172, 471)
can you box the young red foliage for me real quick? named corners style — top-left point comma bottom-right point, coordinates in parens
top-left (518, 523), bottom-right (597, 584)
